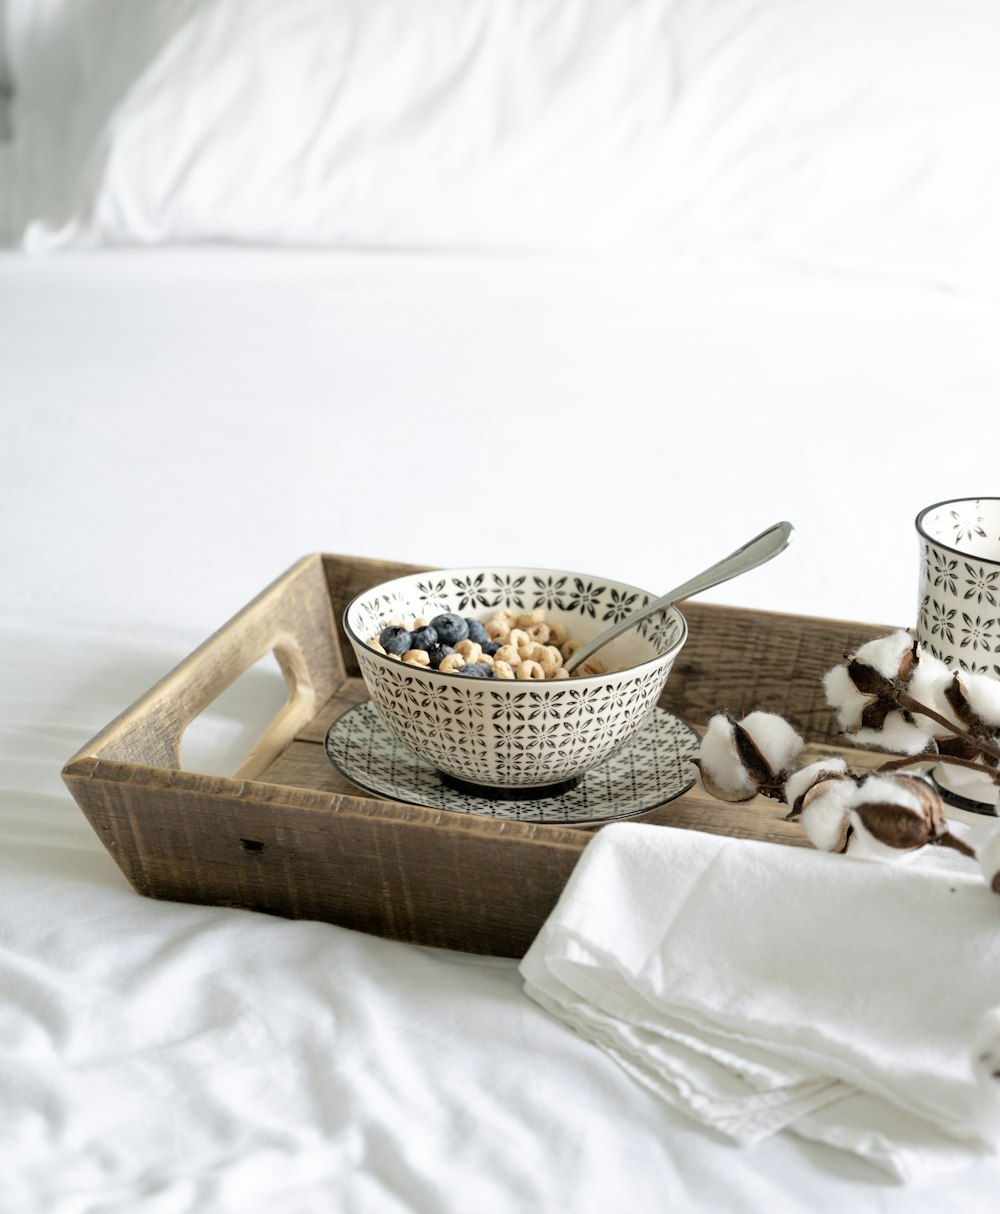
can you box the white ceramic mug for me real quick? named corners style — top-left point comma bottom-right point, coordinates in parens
top-left (915, 497), bottom-right (1000, 814)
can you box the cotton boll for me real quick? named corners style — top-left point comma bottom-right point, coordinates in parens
top-left (855, 773), bottom-right (932, 816)
top-left (823, 663), bottom-right (869, 730)
top-left (695, 714), bottom-right (757, 800)
top-left (846, 814), bottom-right (920, 863)
top-left (853, 630), bottom-right (917, 680)
top-left (955, 672), bottom-right (1000, 730)
top-left (908, 650), bottom-right (960, 726)
top-left (977, 828), bottom-right (1000, 895)
top-left (695, 711), bottom-right (803, 803)
top-left (845, 774), bottom-right (942, 861)
top-left (800, 778), bottom-right (856, 853)
top-left (783, 757), bottom-right (850, 811)
top-left (739, 711), bottom-right (804, 776)
top-left (852, 710), bottom-right (935, 755)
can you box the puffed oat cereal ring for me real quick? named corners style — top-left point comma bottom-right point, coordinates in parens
top-left (455, 640), bottom-right (483, 662)
top-left (560, 638), bottom-right (583, 661)
top-left (493, 660), bottom-right (516, 680)
top-left (515, 609), bottom-right (545, 628)
top-left (386, 617), bottom-right (408, 629)
top-left (486, 618), bottom-right (511, 642)
top-left (367, 636), bottom-right (387, 654)
top-left (536, 645), bottom-right (562, 675)
top-left (402, 649), bottom-right (430, 667)
top-left (438, 653), bottom-right (466, 673)
top-left (495, 644), bottom-right (521, 666)
top-left (526, 622), bottom-right (550, 643)
top-left (551, 668), bottom-right (569, 679)
top-left (546, 620), bottom-right (568, 646)
top-left (509, 628), bottom-right (531, 654)
top-left (492, 608), bottom-right (517, 627)
top-left (517, 660), bottom-right (546, 680)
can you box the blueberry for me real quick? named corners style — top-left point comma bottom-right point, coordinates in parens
top-left (379, 625), bottom-right (412, 655)
top-left (464, 617), bottom-right (489, 645)
top-left (428, 644), bottom-right (456, 669)
top-left (460, 663), bottom-right (494, 678)
top-left (481, 639), bottom-right (501, 657)
top-left (410, 625), bottom-right (439, 651)
top-left (430, 613), bottom-right (469, 646)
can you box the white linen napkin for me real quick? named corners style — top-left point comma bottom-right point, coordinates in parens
top-left (520, 823), bottom-right (1000, 1183)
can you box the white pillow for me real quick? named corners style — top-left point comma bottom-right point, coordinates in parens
top-left (14, 0), bottom-right (1000, 293)
top-left (7, 0), bottom-right (200, 235)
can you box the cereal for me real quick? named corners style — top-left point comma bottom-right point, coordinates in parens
top-left (517, 660), bottom-right (546, 680)
top-left (508, 628), bottom-right (531, 654)
top-left (546, 620), bottom-right (568, 646)
top-left (536, 645), bottom-right (563, 675)
top-left (485, 617), bottom-right (511, 642)
top-left (367, 602), bottom-right (609, 681)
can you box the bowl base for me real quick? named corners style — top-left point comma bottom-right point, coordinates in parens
top-left (438, 772), bottom-right (584, 801)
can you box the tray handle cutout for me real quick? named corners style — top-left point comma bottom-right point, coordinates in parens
top-left (179, 645), bottom-right (299, 778)
top-left (66, 555), bottom-right (345, 777)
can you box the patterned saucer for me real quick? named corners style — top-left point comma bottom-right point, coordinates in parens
top-left (324, 701), bottom-right (699, 826)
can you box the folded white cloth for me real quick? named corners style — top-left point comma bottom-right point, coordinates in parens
top-left (520, 823), bottom-right (1000, 1183)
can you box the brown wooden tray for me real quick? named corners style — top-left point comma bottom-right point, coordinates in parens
top-left (62, 553), bottom-right (890, 957)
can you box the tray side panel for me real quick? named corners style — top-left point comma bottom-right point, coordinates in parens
top-left (661, 602), bottom-right (889, 743)
top-left (64, 762), bottom-right (587, 957)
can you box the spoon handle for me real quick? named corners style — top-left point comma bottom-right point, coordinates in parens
top-left (563, 521), bottom-right (794, 674)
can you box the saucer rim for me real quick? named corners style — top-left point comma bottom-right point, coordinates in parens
top-left (323, 702), bottom-right (698, 825)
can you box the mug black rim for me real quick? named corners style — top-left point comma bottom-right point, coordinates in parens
top-left (914, 496), bottom-right (1000, 562)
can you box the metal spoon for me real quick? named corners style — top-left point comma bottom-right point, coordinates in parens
top-left (563, 521), bottom-right (795, 674)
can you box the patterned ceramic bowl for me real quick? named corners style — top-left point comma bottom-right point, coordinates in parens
top-left (343, 567), bottom-right (687, 794)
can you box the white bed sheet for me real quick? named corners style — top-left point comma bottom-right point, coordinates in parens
top-left (2, 247), bottom-right (999, 1212)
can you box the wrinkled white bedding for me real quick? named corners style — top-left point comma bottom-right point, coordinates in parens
top-left (2, 248), bottom-right (1000, 1212)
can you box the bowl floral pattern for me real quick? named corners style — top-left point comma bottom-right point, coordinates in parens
top-left (344, 567), bottom-right (687, 790)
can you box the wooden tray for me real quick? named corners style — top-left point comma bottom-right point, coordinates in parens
top-left (62, 553), bottom-right (889, 957)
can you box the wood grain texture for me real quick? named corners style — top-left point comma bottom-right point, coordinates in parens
top-left (66, 554), bottom-right (344, 779)
top-left (62, 551), bottom-right (906, 957)
top-left (62, 757), bottom-right (588, 956)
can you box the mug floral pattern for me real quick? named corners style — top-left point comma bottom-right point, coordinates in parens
top-left (916, 499), bottom-right (1000, 677)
